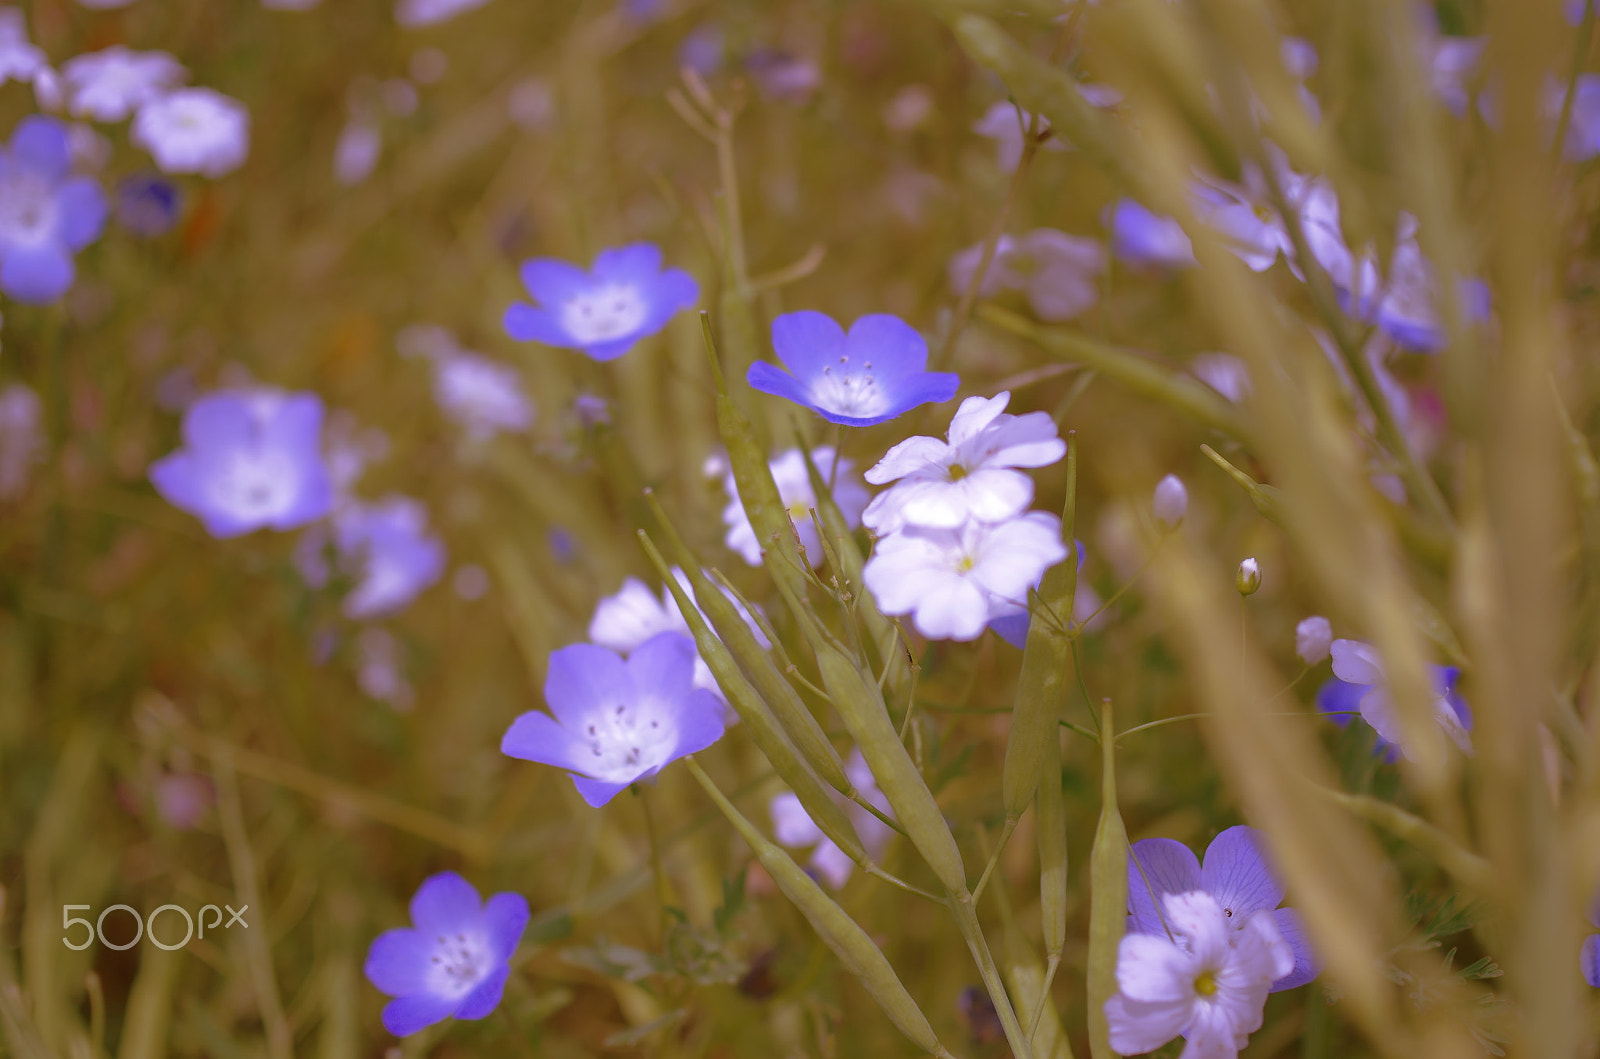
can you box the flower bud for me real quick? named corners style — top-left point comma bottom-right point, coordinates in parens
top-left (1151, 474), bottom-right (1188, 530)
top-left (1295, 615), bottom-right (1332, 665)
top-left (1235, 557), bottom-right (1261, 596)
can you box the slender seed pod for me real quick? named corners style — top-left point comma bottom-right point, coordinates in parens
top-left (1087, 700), bottom-right (1129, 1059)
top-left (794, 443), bottom-right (911, 695)
top-left (1002, 434), bottom-right (1079, 822)
top-left (645, 494), bottom-right (854, 796)
top-left (715, 390), bottom-right (810, 603)
top-left (1036, 729), bottom-right (1067, 980)
top-left (637, 530), bottom-right (870, 867)
top-left (684, 758), bottom-right (956, 1059)
top-left (770, 567), bottom-right (968, 897)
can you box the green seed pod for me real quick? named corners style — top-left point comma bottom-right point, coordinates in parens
top-left (715, 391), bottom-right (810, 603)
top-left (637, 530), bottom-right (869, 867)
top-left (645, 495), bottom-right (854, 797)
top-left (1087, 700), bottom-right (1128, 1059)
top-left (1002, 436), bottom-right (1078, 822)
top-left (1036, 730), bottom-right (1067, 968)
top-left (772, 570), bottom-right (968, 897)
top-left (685, 758), bottom-right (955, 1059)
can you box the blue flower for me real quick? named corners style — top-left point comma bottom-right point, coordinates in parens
top-left (0, 115), bottom-right (107, 304)
top-left (1126, 826), bottom-right (1320, 993)
top-left (149, 390), bottom-right (335, 539)
top-left (1315, 640), bottom-right (1472, 761)
top-left (502, 242), bottom-right (698, 361)
top-left (1106, 199), bottom-right (1195, 270)
top-left (500, 632), bottom-right (726, 806)
top-left (746, 311), bottom-right (959, 427)
top-left (364, 872), bottom-right (529, 1037)
top-left (115, 173), bottom-right (181, 238)
top-left (1583, 898), bottom-right (1600, 987)
top-left (333, 497), bottom-right (447, 619)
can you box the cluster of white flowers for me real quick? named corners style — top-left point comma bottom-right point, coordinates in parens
top-left (860, 392), bottom-right (1069, 642)
top-left (6, 10), bottom-right (249, 178)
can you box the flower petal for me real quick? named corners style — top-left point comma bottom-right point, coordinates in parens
top-left (54, 177), bottom-right (107, 251)
top-left (1200, 826), bottom-right (1285, 920)
top-left (408, 872), bottom-right (482, 935)
top-left (518, 258), bottom-right (591, 306)
top-left (625, 631), bottom-right (699, 698)
top-left (0, 244), bottom-right (74, 304)
top-left (571, 774), bottom-right (631, 806)
top-left (770, 310), bottom-right (846, 377)
top-left (1115, 932), bottom-right (1197, 1003)
top-left (1127, 838), bottom-right (1201, 935)
top-left (590, 241), bottom-right (662, 282)
top-left (667, 687), bottom-right (728, 760)
top-left (770, 792), bottom-right (824, 848)
top-left (8, 115), bottom-right (71, 180)
top-left (503, 303), bottom-right (572, 346)
top-left (1583, 934), bottom-right (1600, 988)
top-left (1329, 639), bottom-right (1384, 686)
top-left (363, 928), bottom-right (434, 997)
top-left (499, 710), bottom-right (592, 773)
top-left (746, 361), bottom-right (813, 408)
top-left (844, 313), bottom-right (929, 378)
top-left (543, 642), bottom-right (633, 728)
top-left (381, 992), bottom-right (457, 1037)
top-left (482, 892), bottom-right (531, 962)
top-left (863, 435), bottom-right (951, 485)
top-left (1106, 991), bottom-right (1193, 1055)
top-left (1314, 676), bottom-right (1363, 727)
top-left (1267, 907), bottom-right (1320, 991)
top-left (451, 963), bottom-right (511, 1021)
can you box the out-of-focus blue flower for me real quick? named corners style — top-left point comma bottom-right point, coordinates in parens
top-left (332, 497), bottom-right (447, 619)
top-left (1583, 898), bottom-right (1600, 986)
top-left (747, 310), bottom-right (959, 427)
top-left (149, 389), bottom-right (335, 538)
top-left (1315, 639), bottom-right (1472, 761)
top-left (503, 242), bottom-right (698, 361)
top-left (0, 115), bottom-right (107, 304)
top-left (1564, 75), bottom-right (1600, 161)
top-left (500, 632), bottom-right (726, 806)
top-left (678, 23), bottom-right (724, 77)
top-left (364, 872), bottom-right (529, 1037)
top-left (1107, 199), bottom-right (1195, 269)
top-left (1126, 825), bottom-right (1320, 993)
top-left (430, 351), bottom-right (533, 442)
top-left (115, 173), bottom-right (181, 237)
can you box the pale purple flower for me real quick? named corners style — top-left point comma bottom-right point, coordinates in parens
top-left (500, 633), bottom-right (726, 806)
top-left (364, 872), bottom-right (529, 1036)
top-left (1190, 168), bottom-right (1299, 272)
top-left (1108, 200), bottom-right (1196, 269)
top-left (1294, 616), bottom-right (1332, 666)
top-left (132, 88), bottom-right (250, 177)
top-left (397, 0), bottom-right (494, 26)
top-left (1125, 826), bottom-right (1318, 994)
top-left (331, 497), bottom-right (447, 619)
top-left (0, 115), bottom-right (108, 303)
top-left (985, 540), bottom-right (1086, 648)
top-left (149, 389), bottom-right (334, 538)
top-left (62, 47), bottom-right (185, 122)
top-left (356, 626), bottom-right (414, 709)
top-left (747, 310), bottom-right (958, 427)
top-left (333, 122), bottom-right (382, 186)
top-left (503, 242), bottom-right (698, 361)
top-left (973, 101), bottom-right (1065, 172)
top-left (769, 750), bottom-right (893, 889)
top-left (1583, 900), bottom-right (1600, 987)
top-left (709, 446), bottom-right (870, 568)
top-left (0, 10), bottom-right (46, 88)
top-left (861, 391), bottom-right (1064, 533)
top-left (1191, 353), bottom-right (1252, 403)
top-left (1105, 890), bottom-right (1293, 1059)
top-left (1317, 640), bottom-right (1472, 761)
top-left (947, 229), bottom-right (1105, 322)
top-left (430, 351), bottom-right (533, 441)
top-left (1152, 474), bottom-right (1188, 531)
top-left (0, 383), bottom-right (43, 498)
top-left (863, 512), bottom-right (1067, 642)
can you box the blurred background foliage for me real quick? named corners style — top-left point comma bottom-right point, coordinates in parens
top-left (1, 0), bottom-right (1597, 1056)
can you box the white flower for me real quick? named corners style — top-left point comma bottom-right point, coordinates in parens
top-left (396, 0), bottom-right (494, 28)
top-left (769, 750), bottom-right (894, 889)
top-left (863, 391), bottom-right (1066, 533)
top-left (62, 47), bottom-right (185, 122)
top-left (132, 87), bottom-right (249, 178)
top-left (1105, 891), bottom-right (1293, 1059)
top-left (1152, 474), bottom-right (1188, 531)
top-left (0, 9), bottom-right (47, 87)
top-left (1294, 616), bottom-right (1332, 665)
top-left (863, 512), bottom-right (1068, 641)
top-left (710, 447), bottom-right (870, 568)
top-left (1329, 639), bottom-right (1473, 759)
top-left (431, 351), bottom-right (533, 441)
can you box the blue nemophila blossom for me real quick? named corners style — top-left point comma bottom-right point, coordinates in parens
top-left (500, 632), bottom-right (726, 807)
top-left (862, 391), bottom-right (1065, 533)
top-left (1105, 891), bottom-right (1293, 1059)
top-left (149, 389), bottom-right (334, 538)
top-left (364, 872), bottom-right (529, 1037)
top-left (431, 351), bottom-right (534, 442)
top-left (0, 115), bottom-right (107, 304)
top-left (1316, 639), bottom-right (1472, 761)
top-left (503, 242), bottom-right (698, 361)
top-left (1108, 199), bottom-right (1196, 269)
top-left (747, 311), bottom-right (958, 427)
top-left (332, 497), bottom-right (447, 619)
top-left (1126, 826), bottom-right (1319, 994)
